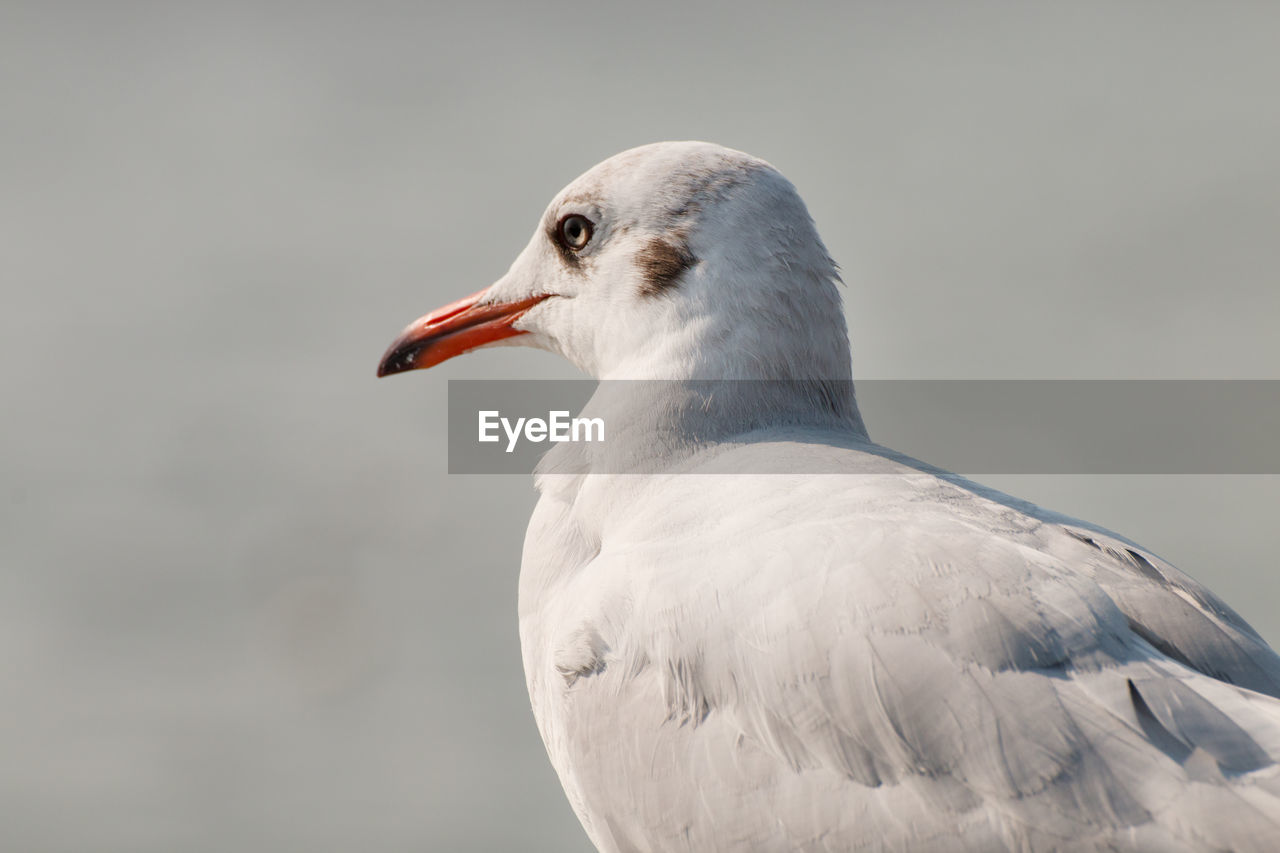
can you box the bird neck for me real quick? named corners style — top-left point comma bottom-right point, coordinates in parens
top-left (534, 376), bottom-right (868, 480)
top-left (545, 243), bottom-right (869, 476)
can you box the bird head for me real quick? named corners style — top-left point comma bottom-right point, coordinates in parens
top-left (377, 141), bottom-right (851, 382)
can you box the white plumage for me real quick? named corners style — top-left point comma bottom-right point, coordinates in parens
top-left (380, 142), bottom-right (1280, 851)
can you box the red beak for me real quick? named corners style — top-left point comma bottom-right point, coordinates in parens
top-left (376, 289), bottom-right (551, 377)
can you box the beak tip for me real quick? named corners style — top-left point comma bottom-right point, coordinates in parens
top-left (376, 346), bottom-right (417, 379)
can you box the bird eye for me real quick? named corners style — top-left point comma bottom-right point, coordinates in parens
top-left (556, 214), bottom-right (593, 251)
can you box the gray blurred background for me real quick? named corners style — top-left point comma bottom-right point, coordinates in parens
top-left (3, 2), bottom-right (1279, 851)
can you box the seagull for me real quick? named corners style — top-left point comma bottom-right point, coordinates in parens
top-left (377, 142), bottom-right (1280, 851)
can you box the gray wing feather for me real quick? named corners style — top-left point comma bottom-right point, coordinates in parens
top-left (1061, 524), bottom-right (1280, 697)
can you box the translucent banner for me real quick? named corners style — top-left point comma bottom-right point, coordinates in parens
top-left (445, 380), bottom-right (1280, 475)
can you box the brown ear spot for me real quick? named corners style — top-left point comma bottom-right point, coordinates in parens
top-left (635, 236), bottom-right (695, 297)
